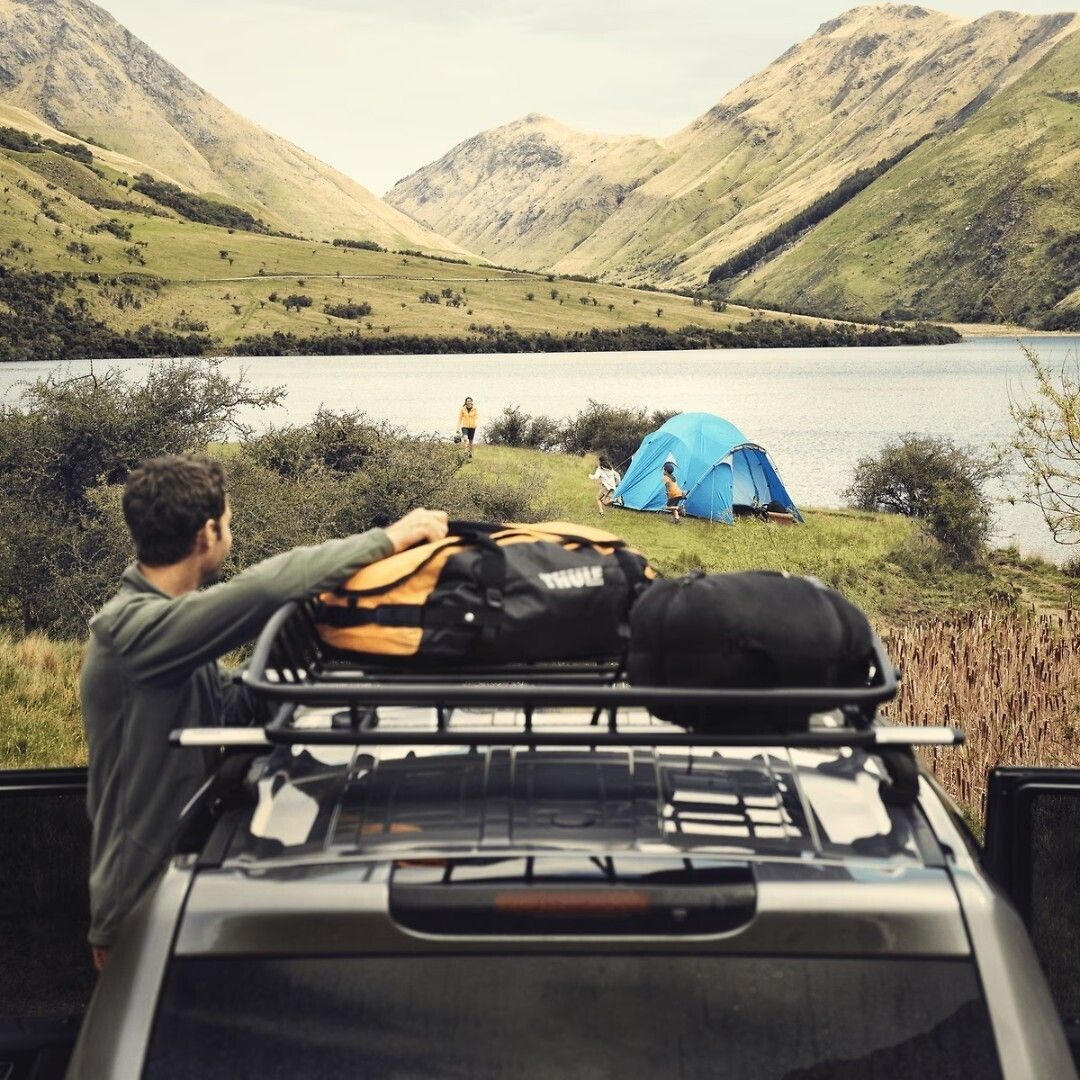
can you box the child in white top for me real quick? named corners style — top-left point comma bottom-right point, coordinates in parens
top-left (589, 456), bottom-right (621, 516)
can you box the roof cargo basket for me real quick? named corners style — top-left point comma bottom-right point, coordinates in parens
top-left (170, 603), bottom-right (962, 760)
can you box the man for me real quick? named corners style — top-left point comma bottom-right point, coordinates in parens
top-left (80, 454), bottom-right (447, 971)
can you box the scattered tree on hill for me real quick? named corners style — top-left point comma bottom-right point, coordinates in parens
top-left (283, 294), bottom-right (313, 312)
top-left (1011, 345), bottom-right (1080, 546)
top-left (324, 301), bottom-right (373, 320)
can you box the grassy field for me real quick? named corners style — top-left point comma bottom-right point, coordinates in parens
top-left (2, 444), bottom-right (1075, 824)
top-left (0, 136), bottom-right (826, 348)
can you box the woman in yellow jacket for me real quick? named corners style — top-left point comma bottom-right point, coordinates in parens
top-left (456, 397), bottom-right (478, 459)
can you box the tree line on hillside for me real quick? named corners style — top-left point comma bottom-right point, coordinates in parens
top-left (0, 270), bottom-right (211, 362)
top-left (229, 319), bottom-right (960, 357)
top-left (708, 137), bottom-right (930, 284)
top-left (0, 269), bottom-right (960, 362)
top-left (132, 174), bottom-right (269, 234)
top-left (0, 126), bottom-right (94, 166)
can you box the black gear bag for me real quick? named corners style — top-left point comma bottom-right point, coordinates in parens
top-left (627, 570), bottom-right (877, 732)
top-left (316, 521), bottom-right (656, 665)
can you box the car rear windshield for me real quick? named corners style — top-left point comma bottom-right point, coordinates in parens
top-left (143, 955), bottom-right (1001, 1079)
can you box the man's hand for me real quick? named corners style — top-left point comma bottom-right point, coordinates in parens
top-left (383, 508), bottom-right (450, 553)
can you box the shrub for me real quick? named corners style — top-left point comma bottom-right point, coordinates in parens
top-left (844, 435), bottom-right (1005, 564)
top-left (0, 361), bottom-right (282, 635)
top-left (324, 301), bottom-right (372, 320)
top-left (483, 406), bottom-right (562, 451)
top-left (561, 401), bottom-right (677, 469)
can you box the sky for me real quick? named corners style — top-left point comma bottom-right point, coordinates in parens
top-left (94, 1), bottom-right (1076, 196)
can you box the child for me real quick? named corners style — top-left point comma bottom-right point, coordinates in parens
top-left (662, 461), bottom-right (685, 523)
top-left (589, 456), bottom-right (621, 516)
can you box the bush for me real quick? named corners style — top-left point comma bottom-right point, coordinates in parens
top-left (844, 435), bottom-right (1005, 564)
top-left (324, 302), bottom-right (372, 320)
top-left (483, 406), bottom-right (562, 452)
top-left (561, 401), bottom-right (676, 469)
top-left (484, 401), bottom-right (677, 467)
top-left (0, 361), bottom-right (283, 635)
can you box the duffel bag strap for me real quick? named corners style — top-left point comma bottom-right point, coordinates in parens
top-left (470, 532), bottom-right (507, 644)
top-left (612, 547), bottom-right (648, 600)
top-left (316, 604), bottom-right (500, 632)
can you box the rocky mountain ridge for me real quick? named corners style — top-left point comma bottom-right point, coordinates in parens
top-left (387, 4), bottom-right (1077, 301)
top-left (0, 0), bottom-right (466, 253)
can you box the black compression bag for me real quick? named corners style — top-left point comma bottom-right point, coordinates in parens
top-left (626, 570), bottom-right (877, 733)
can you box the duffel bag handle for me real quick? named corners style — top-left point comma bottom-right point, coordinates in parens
top-left (450, 520), bottom-right (629, 551)
top-left (448, 520), bottom-right (504, 536)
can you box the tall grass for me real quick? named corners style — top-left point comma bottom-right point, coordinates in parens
top-left (0, 632), bottom-right (85, 769)
top-left (882, 607), bottom-right (1079, 827)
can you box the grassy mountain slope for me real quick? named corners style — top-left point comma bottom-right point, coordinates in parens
top-left (0, 0), bottom-right (466, 254)
top-left (557, 6), bottom-right (1076, 285)
top-left (733, 31), bottom-right (1080, 324)
top-left (387, 114), bottom-right (669, 271)
top-left (0, 105), bottom-right (854, 350)
top-left (388, 3), bottom-right (1076, 310)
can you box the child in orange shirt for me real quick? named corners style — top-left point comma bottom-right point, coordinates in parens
top-left (662, 461), bottom-right (685, 523)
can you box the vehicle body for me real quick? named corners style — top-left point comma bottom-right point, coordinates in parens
top-left (2, 607), bottom-right (1078, 1078)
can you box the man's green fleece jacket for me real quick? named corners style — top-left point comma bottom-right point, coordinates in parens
top-left (80, 529), bottom-right (393, 948)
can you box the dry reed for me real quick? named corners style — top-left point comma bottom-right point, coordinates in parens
top-left (881, 605), bottom-right (1079, 825)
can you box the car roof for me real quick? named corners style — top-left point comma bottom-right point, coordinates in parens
top-left (216, 707), bottom-right (932, 870)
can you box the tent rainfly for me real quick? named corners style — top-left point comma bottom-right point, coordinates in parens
top-left (613, 412), bottom-right (802, 523)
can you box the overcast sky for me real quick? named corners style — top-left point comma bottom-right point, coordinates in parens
top-left (94, 1), bottom-right (1075, 195)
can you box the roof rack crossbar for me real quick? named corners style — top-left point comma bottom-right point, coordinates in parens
top-left (171, 724), bottom-right (963, 750)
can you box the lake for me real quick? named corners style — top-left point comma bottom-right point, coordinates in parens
top-left (2, 336), bottom-right (1077, 562)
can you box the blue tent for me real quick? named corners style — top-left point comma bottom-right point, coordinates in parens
top-left (613, 412), bottom-right (802, 523)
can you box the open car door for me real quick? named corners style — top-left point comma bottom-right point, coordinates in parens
top-left (0, 768), bottom-right (95, 1080)
top-left (984, 766), bottom-right (1080, 1070)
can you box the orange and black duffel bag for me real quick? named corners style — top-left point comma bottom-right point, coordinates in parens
top-left (315, 521), bottom-right (657, 664)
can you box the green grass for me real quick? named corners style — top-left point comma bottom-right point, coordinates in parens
top-left (0, 632), bottom-right (85, 770)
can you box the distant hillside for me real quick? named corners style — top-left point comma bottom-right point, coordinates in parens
top-left (388, 115), bottom-right (669, 270)
top-left (732, 29), bottom-right (1080, 326)
top-left (388, 3), bottom-right (1077, 326)
top-left (0, 0), bottom-right (467, 254)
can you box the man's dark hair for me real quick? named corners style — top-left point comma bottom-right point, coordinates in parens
top-left (122, 455), bottom-right (227, 566)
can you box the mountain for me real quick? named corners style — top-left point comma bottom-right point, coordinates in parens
top-left (388, 114), bottom-right (668, 270)
top-left (387, 5), bottom-right (1077, 300)
top-left (0, 0), bottom-right (466, 253)
top-left (732, 28), bottom-right (1080, 324)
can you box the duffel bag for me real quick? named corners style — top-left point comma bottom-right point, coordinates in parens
top-left (316, 521), bottom-right (657, 664)
top-left (626, 570), bottom-right (876, 732)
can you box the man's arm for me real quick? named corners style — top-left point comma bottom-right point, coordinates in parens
top-left (104, 511), bottom-right (448, 686)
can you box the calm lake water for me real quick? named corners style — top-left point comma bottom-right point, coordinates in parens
top-left (2, 336), bottom-right (1077, 561)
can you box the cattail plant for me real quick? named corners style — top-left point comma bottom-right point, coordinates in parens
top-left (881, 605), bottom-right (1078, 826)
